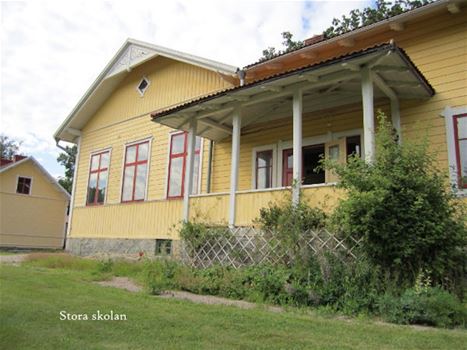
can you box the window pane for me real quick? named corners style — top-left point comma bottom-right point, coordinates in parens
top-left (195, 136), bottom-right (201, 151)
top-left (122, 166), bottom-right (135, 201)
top-left (168, 157), bottom-right (183, 197)
top-left (459, 139), bottom-right (467, 186)
top-left (134, 164), bottom-right (147, 200)
top-left (87, 173), bottom-right (98, 204)
top-left (97, 171), bottom-right (108, 203)
top-left (100, 152), bottom-right (110, 169)
top-left (171, 134), bottom-right (185, 155)
top-left (138, 142), bottom-right (149, 161)
top-left (457, 117), bottom-right (467, 139)
top-left (329, 145), bottom-right (339, 161)
top-left (257, 151), bottom-right (272, 168)
top-left (126, 145), bottom-right (137, 164)
top-left (257, 167), bottom-right (271, 189)
top-left (303, 145), bottom-right (325, 185)
top-left (191, 154), bottom-right (200, 195)
top-left (287, 153), bottom-right (293, 168)
top-left (346, 135), bottom-right (361, 158)
top-left (90, 155), bottom-right (100, 171)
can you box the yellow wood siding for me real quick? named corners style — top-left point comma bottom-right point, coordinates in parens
top-left (0, 161), bottom-right (68, 249)
top-left (71, 199), bottom-right (182, 239)
top-left (70, 56), bottom-right (233, 238)
top-left (69, 9), bottom-right (467, 239)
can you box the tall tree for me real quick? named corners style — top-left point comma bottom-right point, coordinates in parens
top-left (57, 145), bottom-right (77, 194)
top-left (0, 134), bottom-right (22, 159)
top-left (323, 0), bottom-right (435, 38)
top-left (260, 31), bottom-right (304, 61)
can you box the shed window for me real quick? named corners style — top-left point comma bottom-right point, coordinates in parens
top-left (454, 114), bottom-right (467, 188)
top-left (122, 141), bottom-right (149, 202)
top-left (255, 150), bottom-right (273, 189)
top-left (16, 177), bottom-right (31, 195)
top-left (86, 151), bottom-right (110, 205)
top-left (167, 132), bottom-right (201, 198)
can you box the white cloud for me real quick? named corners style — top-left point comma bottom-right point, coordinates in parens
top-left (1, 0), bottom-right (371, 176)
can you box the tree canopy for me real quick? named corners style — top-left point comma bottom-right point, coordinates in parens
top-left (57, 145), bottom-right (77, 194)
top-left (0, 134), bottom-right (23, 159)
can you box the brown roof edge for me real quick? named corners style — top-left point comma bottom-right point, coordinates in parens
top-left (151, 42), bottom-right (434, 120)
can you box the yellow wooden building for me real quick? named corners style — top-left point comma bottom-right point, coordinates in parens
top-left (54, 0), bottom-right (467, 255)
top-left (0, 156), bottom-right (70, 249)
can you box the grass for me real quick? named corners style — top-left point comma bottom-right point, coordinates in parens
top-left (1, 263), bottom-right (466, 349)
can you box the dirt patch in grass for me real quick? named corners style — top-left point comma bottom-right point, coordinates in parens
top-left (0, 254), bottom-right (29, 265)
top-left (159, 290), bottom-right (284, 312)
top-left (95, 277), bottom-right (143, 293)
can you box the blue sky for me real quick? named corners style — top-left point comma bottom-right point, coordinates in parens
top-left (1, 0), bottom-right (371, 179)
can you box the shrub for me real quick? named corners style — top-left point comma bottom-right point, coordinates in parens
top-left (325, 112), bottom-right (467, 291)
top-left (179, 221), bottom-right (231, 254)
top-left (378, 287), bottom-right (466, 328)
top-left (143, 259), bottom-right (180, 295)
top-left (256, 195), bottom-right (327, 267)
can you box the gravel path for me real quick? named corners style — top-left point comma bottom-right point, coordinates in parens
top-left (95, 277), bottom-right (143, 293)
top-left (160, 290), bottom-right (284, 312)
top-left (0, 254), bottom-right (28, 265)
top-left (94, 277), bottom-right (283, 312)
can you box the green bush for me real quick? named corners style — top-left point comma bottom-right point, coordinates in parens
top-left (256, 196), bottom-right (327, 267)
top-left (143, 259), bottom-right (181, 295)
top-left (378, 287), bottom-right (466, 328)
top-left (325, 112), bottom-right (466, 291)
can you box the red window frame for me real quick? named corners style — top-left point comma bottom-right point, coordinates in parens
top-left (282, 149), bottom-right (293, 186)
top-left (167, 132), bottom-right (200, 199)
top-left (121, 141), bottom-right (149, 202)
top-left (453, 113), bottom-right (467, 189)
top-left (16, 176), bottom-right (31, 195)
top-left (86, 151), bottom-right (109, 206)
top-left (255, 150), bottom-right (273, 189)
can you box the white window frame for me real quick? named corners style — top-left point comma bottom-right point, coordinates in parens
top-left (16, 175), bottom-right (33, 195)
top-left (277, 129), bottom-right (364, 187)
top-left (251, 144), bottom-right (277, 189)
top-left (136, 76), bottom-right (151, 97)
top-left (441, 106), bottom-right (467, 197)
top-left (85, 147), bottom-right (112, 206)
top-left (120, 136), bottom-right (153, 203)
top-left (164, 130), bottom-right (203, 199)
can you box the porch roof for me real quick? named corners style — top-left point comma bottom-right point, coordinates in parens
top-left (151, 43), bottom-right (434, 142)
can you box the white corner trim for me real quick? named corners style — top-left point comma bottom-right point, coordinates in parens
top-left (251, 144), bottom-right (277, 189)
top-left (441, 106), bottom-right (467, 196)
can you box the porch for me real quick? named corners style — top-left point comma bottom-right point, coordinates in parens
top-left (152, 43), bottom-right (434, 227)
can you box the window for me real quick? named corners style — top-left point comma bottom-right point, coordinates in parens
top-left (137, 77), bottom-right (150, 96)
top-left (155, 239), bottom-right (172, 256)
top-left (454, 114), bottom-right (467, 189)
top-left (255, 150), bottom-right (273, 189)
top-left (167, 132), bottom-right (201, 198)
top-left (346, 135), bottom-right (361, 159)
top-left (122, 141), bottom-right (149, 202)
top-left (282, 144), bottom-right (325, 186)
top-left (86, 151), bottom-right (110, 205)
top-left (16, 177), bottom-right (31, 195)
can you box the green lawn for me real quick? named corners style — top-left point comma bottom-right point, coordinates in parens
top-left (0, 264), bottom-right (465, 350)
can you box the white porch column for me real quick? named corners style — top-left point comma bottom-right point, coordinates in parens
top-left (183, 118), bottom-right (197, 222)
top-left (229, 107), bottom-right (242, 227)
top-left (390, 98), bottom-right (402, 143)
top-left (292, 89), bottom-right (303, 205)
top-left (361, 66), bottom-right (375, 162)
